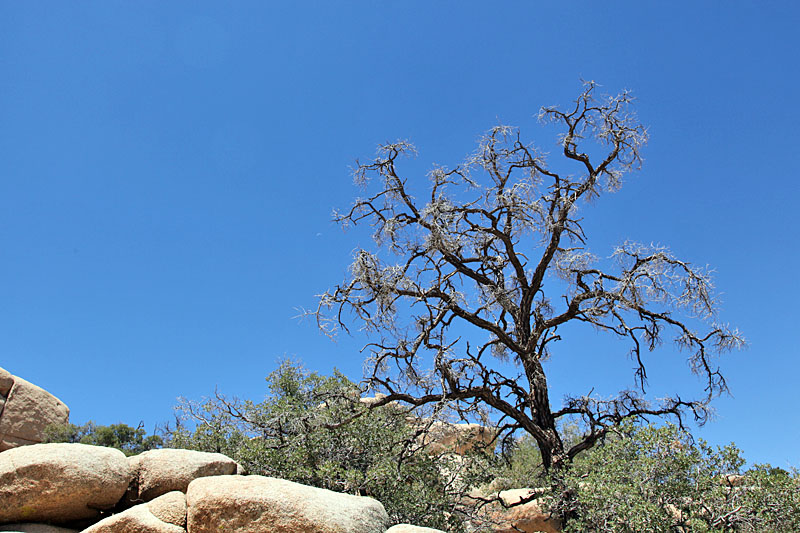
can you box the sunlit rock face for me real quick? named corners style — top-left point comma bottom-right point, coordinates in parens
top-left (186, 475), bottom-right (391, 533)
top-left (0, 366), bottom-right (69, 451)
top-left (0, 443), bottom-right (131, 524)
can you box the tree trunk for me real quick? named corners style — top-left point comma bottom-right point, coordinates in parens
top-left (526, 358), bottom-right (567, 472)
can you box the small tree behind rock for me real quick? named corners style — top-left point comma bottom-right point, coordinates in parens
top-left (44, 421), bottom-right (163, 456)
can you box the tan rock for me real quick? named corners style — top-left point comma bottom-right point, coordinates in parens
top-left (0, 443), bottom-right (131, 524)
top-left (386, 526), bottom-right (446, 532)
top-left (186, 475), bottom-right (390, 533)
top-left (0, 526), bottom-right (78, 533)
top-left (0, 373), bottom-right (69, 451)
top-left (358, 394), bottom-right (404, 410)
top-left (126, 448), bottom-right (239, 504)
top-left (359, 393), bottom-right (388, 407)
top-left (0, 367), bottom-right (13, 397)
top-left (487, 488), bottom-right (561, 533)
top-left (415, 420), bottom-right (497, 455)
top-left (147, 491), bottom-right (188, 527)
top-left (719, 473), bottom-right (745, 487)
top-left (83, 491), bottom-right (187, 533)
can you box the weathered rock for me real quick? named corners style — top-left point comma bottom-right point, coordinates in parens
top-left (415, 420), bottom-right (497, 455)
top-left (488, 488), bottom-right (561, 533)
top-left (719, 473), bottom-right (745, 487)
top-left (147, 491), bottom-right (187, 527)
top-left (186, 475), bottom-right (390, 533)
top-left (0, 443), bottom-right (131, 524)
top-left (0, 369), bottom-right (69, 451)
top-left (83, 491), bottom-right (186, 533)
top-left (0, 526), bottom-right (78, 533)
top-left (126, 448), bottom-right (239, 504)
top-left (0, 368), bottom-right (13, 397)
top-left (386, 526), bottom-right (446, 533)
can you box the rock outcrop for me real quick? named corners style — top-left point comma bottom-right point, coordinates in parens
top-left (359, 395), bottom-right (498, 457)
top-left (125, 448), bottom-right (239, 504)
top-left (0, 439), bottom-right (522, 533)
top-left (0, 443), bottom-right (131, 524)
top-left (0, 365), bottom-right (520, 533)
top-left (415, 420), bottom-right (497, 456)
top-left (0, 367), bottom-right (69, 451)
top-left (186, 475), bottom-right (391, 533)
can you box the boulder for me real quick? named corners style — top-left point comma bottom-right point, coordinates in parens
top-left (415, 420), bottom-right (497, 455)
top-left (719, 473), bottom-right (746, 487)
top-left (0, 368), bottom-right (13, 397)
top-left (0, 443), bottom-right (131, 524)
top-left (0, 368), bottom-right (69, 451)
top-left (186, 475), bottom-right (390, 533)
top-left (0, 526), bottom-right (78, 533)
top-left (487, 488), bottom-right (561, 533)
top-left (126, 448), bottom-right (239, 504)
top-left (83, 491), bottom-right (186, 533)
top-left (386, 526), bottom-right (446, 533)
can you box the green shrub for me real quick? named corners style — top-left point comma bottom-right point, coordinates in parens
top-left (536, 423), bottom-right (800, 532)
top-left (167, 359), bottom-right (489, 531)
top-left (44, 421), bottom-right (163, 456)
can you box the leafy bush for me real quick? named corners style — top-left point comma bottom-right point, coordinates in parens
top-left (44, 421), bottom-right (163, 456)
top-left (167, 359), bottom-right (490, 531)
top-left (542, 423), bottom-right (800, 532)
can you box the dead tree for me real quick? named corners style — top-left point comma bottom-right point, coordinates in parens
top-left (316, 82), bottom-right (744, 473)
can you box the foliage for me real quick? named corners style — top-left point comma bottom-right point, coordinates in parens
top-left (315, 81), bottom-right (744, 472)
top-left (542, 423), bottom-right (800, 532)
top-left (494, 421), bottom-right (585, 490)
top-left (168, 359), bottom-right (491, 531)
top-left (43, 421), bottom-right (163, 456)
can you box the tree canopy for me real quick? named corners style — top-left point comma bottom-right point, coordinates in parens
top-left (316, 82), bottom-right (745, 473)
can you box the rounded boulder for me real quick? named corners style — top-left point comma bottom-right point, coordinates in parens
top-left (0, 443), bottom-right (131, 524)
top-left (0, 369), bottom-right (69, 451)
top-left (83, 491), bottom-right (186, 533)
top-left (186, 475), bottom-right (390, 533)
top-left (126, 448), bottom-right (239, 503)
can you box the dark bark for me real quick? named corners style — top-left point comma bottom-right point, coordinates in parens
top-left (316, 82), bottom-right (744, 474)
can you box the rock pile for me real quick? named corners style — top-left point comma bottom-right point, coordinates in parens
top-left (0, 443), bottom-right (397, 532)
top-left (0, 366), bottom-right (558, 532)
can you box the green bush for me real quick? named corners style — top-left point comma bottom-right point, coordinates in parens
top-left (44, 421), bottom-right (163, 456)
top-left (167, 359), bottom-right (489, 531)
top-left (537, 423), bottom-right (800, 532)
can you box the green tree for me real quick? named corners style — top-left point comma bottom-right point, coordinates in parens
top-left (44, 421), bottom-right (163, 456)
top-left (550, 423), bottom-right (800, 532)
top-left (168, 360), bottom-right (490, 531)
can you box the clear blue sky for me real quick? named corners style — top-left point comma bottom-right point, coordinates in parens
top-left (2, 2), bottom-right (798, 468)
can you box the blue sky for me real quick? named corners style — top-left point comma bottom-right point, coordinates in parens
top-left (1, 2), bottom-right (798, 467)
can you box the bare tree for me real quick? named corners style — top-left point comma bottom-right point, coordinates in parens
top-left (316, 82), bottom-right (744, 474)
